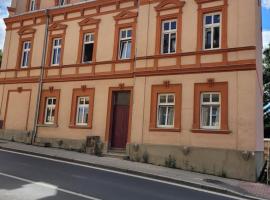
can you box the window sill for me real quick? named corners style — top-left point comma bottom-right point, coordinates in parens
top-left (191, 129), bottom-right (231, 134)
top-left (37, 124), bottom-right (58, 128)
top-left (69, 125), bottom-right (92, 129)
top-left (149, 127), bottom-right (180, 132)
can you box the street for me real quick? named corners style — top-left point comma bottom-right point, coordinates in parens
top-left (0, 149), bottom-right (245, 200)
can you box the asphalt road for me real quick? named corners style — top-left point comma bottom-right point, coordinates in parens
top-left (0, 149), bottom-right (244, 200)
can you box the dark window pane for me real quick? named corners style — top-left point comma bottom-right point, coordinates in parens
top-left (204, 28), bottom-right (211, 49)
top-left (170, 33), bottom-right (176, 53)
top-left (214, 14), bottom-right (220, 23)
top-left (205, 15), bottom-right (212, 25)
top-left (83, 43), bottom-right (93, 62)
top-left (127, 30), bottom-right (132, 37)
top-left (213, 27), bottom-right (220, 48)
top-left (171, 21), bottom-right (177, 30)
top-left (114, 92), bottom-right (130, 106)
top-left (163, 22), bottom-right (170, 31)
top-left (162, 34), bottom-right (169, 53)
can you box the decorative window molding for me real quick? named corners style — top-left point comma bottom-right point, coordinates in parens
top-left (150, 84), bottom-right (182, 132)
top-left (46, 23), bottom-right (67, 67)
top-left (16, 27), bottom-right (36, 69)
top-left (192, 82), bottom-right (229, 134)
top-left (77, 17), bottom-right (100, 64)
top-left (69, 87), bottom-right (95, 129)
top-left (154, 0), bottom-right (185, 66)
top-left (38, 89), bottom-right (61, 126)
top-left (112, 10), bottom-right (138, 64)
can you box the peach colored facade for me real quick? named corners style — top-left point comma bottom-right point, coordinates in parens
top-left (0, 0), bottom-right (264, 181)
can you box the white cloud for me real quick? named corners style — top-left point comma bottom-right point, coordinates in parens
top-left (262, 0), bottom-right (270, 9)
top-left (263, 30), bottom-right (270, 49)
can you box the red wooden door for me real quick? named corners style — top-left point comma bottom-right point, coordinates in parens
top-left (110, 92), bottom-right (130, 149)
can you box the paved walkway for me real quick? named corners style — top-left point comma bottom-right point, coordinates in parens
top-left (0, 140), bottom-right (269, 200)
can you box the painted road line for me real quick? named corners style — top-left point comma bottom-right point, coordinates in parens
top-left (0, 148), bottom-right (263, 200)
top-left (0, 172), bottom-right (102, 200)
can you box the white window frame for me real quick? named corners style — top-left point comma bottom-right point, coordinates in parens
top-left (161, 19), bottom-right (177, 54)
top-left (119, 28), bottom-right (132, 60)
top-left (157, 93), bottom-right (175, 128)
top-left (200, 92), bottom-right (221, 129)
top-left (76, 96), bottom-right (89, 126)
top-left (29, 0), bottom-right (36, 11)
top-left (44, 97), bottom-right (56, 125)
top-left (82, 33), bottom-right (94, 63)
top-left (21, 41), bottom-right (31, 68)
top-left (203, 12), bottom-right (222, 50)
top-left (51, 38), bottom-right (62, 66)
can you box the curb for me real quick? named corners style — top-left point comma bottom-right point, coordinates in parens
top-left (0, 145), bottom-right (267, 200)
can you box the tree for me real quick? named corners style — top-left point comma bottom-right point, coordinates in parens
top-left (263, 44), bottom-right (270, 128)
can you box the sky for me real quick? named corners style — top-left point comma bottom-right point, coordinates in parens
top-left (0, 0), bottom-right (269, 50)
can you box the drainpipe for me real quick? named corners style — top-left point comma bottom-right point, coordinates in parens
top-left (31, 9), bottom-right (49, 144)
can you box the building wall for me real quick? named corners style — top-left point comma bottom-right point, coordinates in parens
top-left (1, 0), bottom-right (264, 181)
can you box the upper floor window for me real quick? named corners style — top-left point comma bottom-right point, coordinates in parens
top-left (58, 0), bottom-right (66, 6)
top-left (76, 96), bottom-right (89, 126)
top-left (119, 28), bottom-right (132, 59)
top-left (161, 20), bottom-right (177, 54)
top-left (51, 38), bottom-right (62, 66)
top-left (21, 41), bottom-right (31, 68)
top-left (203, 13), bottom-right (221, 50)
top-left (157, 93), bottom-right (175, 128)
top-left (82, 33), bottom-right (94, 63)
top-left (200, 92), bottom-right (221, 129)
top-left (44, 97), bottom-right (56, 125)
top-left (29, 0), bottom-right (36, 11)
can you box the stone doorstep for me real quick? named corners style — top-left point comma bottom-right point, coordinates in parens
top-left (0, 143), bottom-right (268, 200)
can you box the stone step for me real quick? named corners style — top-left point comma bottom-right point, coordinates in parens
top-left (104, 151), bottom-right (127, 159)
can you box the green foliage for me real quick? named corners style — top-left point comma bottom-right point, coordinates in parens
top-left (263, 44), bottom-right (270, 127)
top-left (165, 155), bottom-right (176, 168)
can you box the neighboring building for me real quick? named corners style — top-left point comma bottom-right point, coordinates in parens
top-left (0, 0), bottom-right (264, 181)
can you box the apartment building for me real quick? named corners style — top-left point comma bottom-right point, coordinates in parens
top-left (0, 0), bottom-right (264, 181)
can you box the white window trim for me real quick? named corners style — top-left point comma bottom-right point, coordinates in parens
top-left (21, 41), bottom-right (31, 68)
top-left (119, 28), bottom-right (132, 60)
top-left (44, 97), bottom-right (56, 125)
top-left (76, 96), bottom-right (89, 126)
top-left (203, 12), bottom-right (222, 50)
top-left (200, 92), bottom-right (221, 129)
top-left (82, 33), bottom-right (94, 64)
top-left (157, 93), bottom-right (175, 128)
top-left (51, 38), bottom-right (62, 66)
top-left (161, 19), bottom-right (177, 54)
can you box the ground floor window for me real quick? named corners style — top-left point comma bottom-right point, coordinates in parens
top-left (45, 97), bottom-right (56, 124)
top-left (76, 96), bottom-right (89, 126)
top-left (150, 84), bottom-right (181, 131)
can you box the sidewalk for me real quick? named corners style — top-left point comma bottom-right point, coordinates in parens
top-left (0, 140), bottom-right (269, 200)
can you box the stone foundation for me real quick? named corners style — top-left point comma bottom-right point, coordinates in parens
top-left (127, 143), bottom-right (264, 182)
top-left (0, 129), bottom-right (31, 143)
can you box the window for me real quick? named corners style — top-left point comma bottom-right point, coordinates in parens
top-left (82, 33), bottom-right (94, 63)
top-left (51, 38), bottom-right (62, 66)
top-left (70, 88), bottom-right (95, 129)
top-left (58, 0), bottom-right (65, 6)
top-left (161, 20), bottom-right (177, 54)
top-left (157, 94), bottom-right (175, 128)
top-left (200, 93), bottom-right (220, 129)
top-left (21, 41), bottom-right (31, 68)
top-left (76, 97), bottom-right (89, 126)
top-left (119, 28), bottom-right (132, 59)
top-left (29, 0), bottom-right (36, 11)
top-left (44, 97), bottom-right (56, 125)
top-left (203, 13), bottom-right (221, 50)
top-left (150, 84), bottom-right (181, 131)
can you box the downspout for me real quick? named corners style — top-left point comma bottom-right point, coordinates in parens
top-left (31, 9), bottom-right (49, 144)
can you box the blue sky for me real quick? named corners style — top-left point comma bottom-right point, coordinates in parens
top-left (0, 0), bottom-right (270, 49)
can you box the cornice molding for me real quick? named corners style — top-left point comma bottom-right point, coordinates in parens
top-left (78, 17), bottom-right (101, 26)
top-left (18, 26), bottom-right (36, 35)
top-left (113, 10), bottom-right (138, 21)
top-left (155, 0), bottom-right (185, 11)
top-left (48, 22), bottom-right (68, 31)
